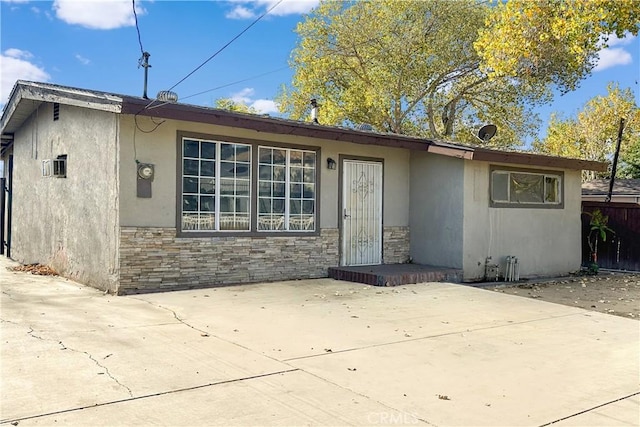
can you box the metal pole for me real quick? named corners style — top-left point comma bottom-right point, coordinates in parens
top-left (0, 177), bottom-right (5, 255)
top-left (6, 155), bottom-right (12, 258)
top-left (606, 118), bottom-right (626, 202)
top-left (142, 52), bottom-right (151, 99)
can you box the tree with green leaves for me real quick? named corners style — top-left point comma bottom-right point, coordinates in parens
top-left (476, 0), bottom-right (639, 93)
top-left (278, 0), bottom-right (544, 148)
top-left (532, 83), bottom-right (640, 181)
top-left (215, 98), bottom-right (257, 114)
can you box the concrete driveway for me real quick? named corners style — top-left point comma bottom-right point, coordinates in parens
top-left (1, 257), bottom-right (638, 426)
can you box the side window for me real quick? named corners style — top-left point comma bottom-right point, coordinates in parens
top-left (490, 168), bottom-right (563, 208)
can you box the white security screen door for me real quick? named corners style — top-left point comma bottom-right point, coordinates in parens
top-left (341, 160), bottom-right (383, 266)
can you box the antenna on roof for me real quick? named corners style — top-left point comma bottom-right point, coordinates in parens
top-left (477, 124), bottom-right (497, 143)
top-left (139, 52), bottom-right (151, 99)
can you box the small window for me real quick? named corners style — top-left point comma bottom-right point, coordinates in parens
top-left (490, 167), bottom-right (562, 208)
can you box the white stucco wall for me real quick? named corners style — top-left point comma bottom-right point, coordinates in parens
top-left (462, 161), bottom-right (583, 280)
top-left (118, 115), bottom-right (410, 229)
top-left (409, 152), bottom-right (464, 268)
top-left (9, 103), bottom-right (119, 290)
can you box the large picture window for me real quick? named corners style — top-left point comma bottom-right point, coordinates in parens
top-left (258, 146), bottom-right (316, 231)
top-left (179, 135), bottom-right (318, 233)
top-left (490, 168), bottom-right (563, 208)
top-left (182, 138), bottom-right (251, 231)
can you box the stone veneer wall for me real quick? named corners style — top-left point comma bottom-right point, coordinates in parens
top-left (118, 227), bottom-right (339, 294)
top-left (383, 226), bottom-right (411, 264)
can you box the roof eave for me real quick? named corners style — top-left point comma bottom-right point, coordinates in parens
top-left (472, 147), bottom-right (608, 172)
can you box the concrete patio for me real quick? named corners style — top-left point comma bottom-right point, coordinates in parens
top-left (1, 256), bottom-right (638, 426)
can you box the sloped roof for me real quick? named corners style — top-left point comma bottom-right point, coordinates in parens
top-left (582, 179), bottom-right (640, 195)
top-left (2, 80), bottom-right (608, 172)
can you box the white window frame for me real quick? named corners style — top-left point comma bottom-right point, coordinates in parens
top-left (257, 146), bottom-right (316, 232)
top-left (181, 138), bottom-right (252, 232)
top-left (490, 167), bottom-right (564, 209)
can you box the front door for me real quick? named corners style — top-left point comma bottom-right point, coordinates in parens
top-left (341, 160), bottom-right (382, 266)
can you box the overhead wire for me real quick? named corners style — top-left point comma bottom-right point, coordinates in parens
top-left (166, 0), bottom-right (284, 92)
top-left (178, 66), bottom-right (290, 102)
top-left (132, 0), bottom-right (145, 56)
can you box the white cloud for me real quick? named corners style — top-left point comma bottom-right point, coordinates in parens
top-left (251, 99), bottom-right (278, 114)
top-left (4, 48), bottom-right (33, 60)
top-left (230, 87), bottom-right (278, 114)
top-left (52, 0), bottom-right (145, 30)
top-left (30, 6), bottom-right (40, 13)
top-left (226, 5), bottom-right (255, 19)
top-left (75, 54), bottom-right (91, 65)
top-left (1, 49), bottom-right (50, 103)
top-left (606, 32), bottom-right (635, 47)
top-left (225, 0), bottom-right (318, 19)
top-left (594, 47), bottom-right (633, 72)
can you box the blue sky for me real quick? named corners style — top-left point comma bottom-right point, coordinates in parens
top-left (1, 0), bottom-right (638, 144)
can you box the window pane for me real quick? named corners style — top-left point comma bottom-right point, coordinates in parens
top-left (183, 140), bottom-right (199, 158)
top-left (290, 151), bottom-right (302, 166)
top-left (200, 160), bottom-right (215, 177)
top-left (220, 196), bottom-right (234, 213)
top-left (182, 213), bottom-right (199, 230)
top-left (236, 197), bottom-right (249, 213)
top-left (220, 143), bottom-right (235, 161)
top-left (303, 152), bottom-right (316, 168)
top-left (183, 195), bottom-right (198, 211)
top-left (303, 183), bottom-right (314, 199)
top-left (259, 182), bottom-right (271, 197)
top-left (220, 214), bottom-right (249, 231)
top-left (184, 159), bottom-right (199, 176)
top-left (198, 214), bottom-right (215, 230)
top-left (302, 200), bottom-right (314, 214)
top-left (290, 199), bottom-right (301, 214)
top-left (491, 172), bottom-right (508, 202)
top-left (220, 161), bottom-right (235, 178)
top-left (273, 149), bottom-right (286, 165)
top-left (510, 173), bottom-right (543, 203)
top-left (200, 178), bottom-right (215, 194)
top-left (290, 166), bottom-right (302, 183)
top-left (273, 198), bottom-right (285, 213)
top-left (200, 196), bottom-right (215, 212)
top-left (545, 177), bottom-right (559, 203)
top-left (273, 183), bottom-right (285, 197)
top-left (236, 180), bottom-right (250, 196)
top-left (273, 166), bottom-right (286, 182)
top-left (235, 145), bottom-right (250, 162)
top-left (201, 142), bottom-right (215, 159)
top-left (259, 147), bottom-right (272, 163)
top-left (234, 164), bottom-right (250, 178)
top-left (290, 183), bottom-right (302, 198)
top-left (259, 165), bottom-right (272, 180)
top-left (220, 178), bottom-right (235, 195)
top-left (183, 177), bottom-right (198, 193)
top-left (259, 198), bottom-right (272, 214)
top-left (303, 168), bottom-right (314, 183)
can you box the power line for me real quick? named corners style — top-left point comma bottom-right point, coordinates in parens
top-left (180, 66), bottom-right (290, 101)
top-left (132, 0), bottom-right (144, 55)
top-left (166, 0), bottom-right (284, 92)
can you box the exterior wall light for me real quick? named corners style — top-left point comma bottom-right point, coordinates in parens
top-left (327, 157), bottom-right (337, 170)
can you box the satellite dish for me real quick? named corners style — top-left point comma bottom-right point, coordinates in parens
top-left (477, 124), bottom-right (497, 142)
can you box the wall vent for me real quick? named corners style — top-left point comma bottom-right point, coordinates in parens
top-left (53, 103), bottom-right (60, 121)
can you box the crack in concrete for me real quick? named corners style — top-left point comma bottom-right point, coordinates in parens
top-left (1, 290), bottom-right (15, 300)
top-left (23, 325), bottom-right (134, 397)
top-left (1, 368), bottom-right (299, 425)
top-left (538, 391), bottom-right (640, 426)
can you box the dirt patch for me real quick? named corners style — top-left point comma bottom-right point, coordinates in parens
top-left (483, 272), bottom-right (640, 320)
top-left (8, 263), bottom-right (58, 276)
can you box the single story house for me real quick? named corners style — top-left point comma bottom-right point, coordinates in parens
top-left (1, 81), bottom-right (607, 294)
top-left (582, 179), bottom-right (640, 204)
